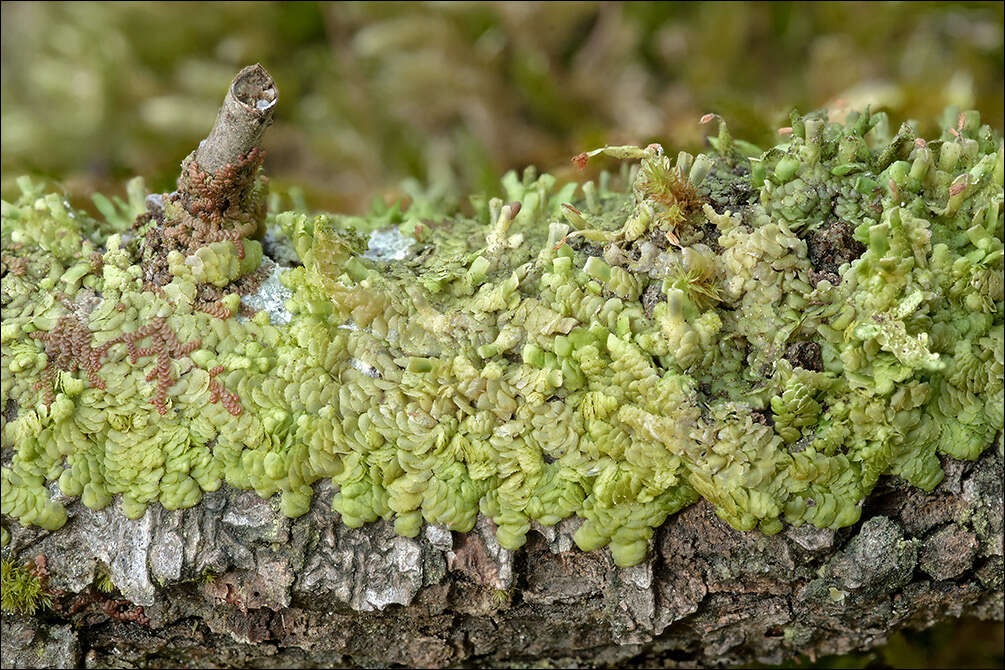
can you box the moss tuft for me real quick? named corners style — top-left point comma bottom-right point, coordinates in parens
top-left (1, 558), bottom-right (52, 615)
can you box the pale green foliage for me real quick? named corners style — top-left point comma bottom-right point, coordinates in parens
top-left (772, 380), bottom-right (821, 445)
top-left (1, 109), bottom-right (1002, 567)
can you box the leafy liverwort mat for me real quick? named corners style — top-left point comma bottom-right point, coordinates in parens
top-left (2, 103), bottom-right (1002, 568)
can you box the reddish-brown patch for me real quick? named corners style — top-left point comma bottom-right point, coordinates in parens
top-left (196, 301), bottom-right (233, 320)
top-left (447, 532), bottom-right (503, 589)
top-left (63, 584), bottom-right (150, 626)
top-left (30, 314), bottom-right (109, 404)
top-left (178, 148), bottom-right (265, 226)
top-left (1, 253), bottom-right (28, 276)
top-left (208, 365), bottom-right (241, 416)
top-left (138, 149), bottom-right (266, 289)
top-left (100, 317), bottom-right (200, 415)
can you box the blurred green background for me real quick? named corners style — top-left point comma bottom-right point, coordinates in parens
top-left (1, 2), bottom-right (1003, 668)
top-left (2, 1), bottom-right (1003, 213)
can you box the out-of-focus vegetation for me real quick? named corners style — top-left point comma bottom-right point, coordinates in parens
top-left (749, 618), bottom-right (1005, 670)
top-left (0, 5), bottom-right (1002, 666)
top-left (2, 1), bottom-right (1002, 213)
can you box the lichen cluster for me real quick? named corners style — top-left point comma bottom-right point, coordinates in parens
top-left (2, 109), bottom-right (1002, 566)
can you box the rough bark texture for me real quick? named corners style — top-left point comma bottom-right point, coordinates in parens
top-left (2, 445), bottom-right (1000, 669)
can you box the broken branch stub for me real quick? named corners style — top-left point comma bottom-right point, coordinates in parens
top-left (194, 63), bottom-right (277, 176)
top-left (138, 65), bottom-right (276, 288)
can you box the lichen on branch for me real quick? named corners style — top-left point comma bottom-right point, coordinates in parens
top-left (1, 67), bottom-right (1002, 567)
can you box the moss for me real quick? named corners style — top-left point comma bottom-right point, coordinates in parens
top-left (1, 558), bottom-right (51, 615)
top-left (1, 109), bottom-right (1002, 567)
top-left (95, 571), bottom-right (116, 594)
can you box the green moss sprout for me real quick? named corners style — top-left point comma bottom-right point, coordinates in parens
top-left (1, 558), bottom-right (52, 615)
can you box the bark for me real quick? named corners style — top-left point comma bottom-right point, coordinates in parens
top-left (1, 446), bottom-right (1001, 669)
top-left (193, 63), bottom-right (277, 176)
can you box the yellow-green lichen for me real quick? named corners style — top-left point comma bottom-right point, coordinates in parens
top-left (1, 109), bottom-right (1002, 567)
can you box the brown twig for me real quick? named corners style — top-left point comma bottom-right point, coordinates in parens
top-left (195, 64), bottom-right (277, 176)
top-left (139, 65), bottom-right (277, 290)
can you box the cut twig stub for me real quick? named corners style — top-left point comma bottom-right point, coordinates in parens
top-left (139, 65), bottom-right (276, 291)
top-left (195, 63), bottom-right (278, 176)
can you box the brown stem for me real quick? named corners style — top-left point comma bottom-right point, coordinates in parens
top-left (194, 63), bottom-right (277, 176)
